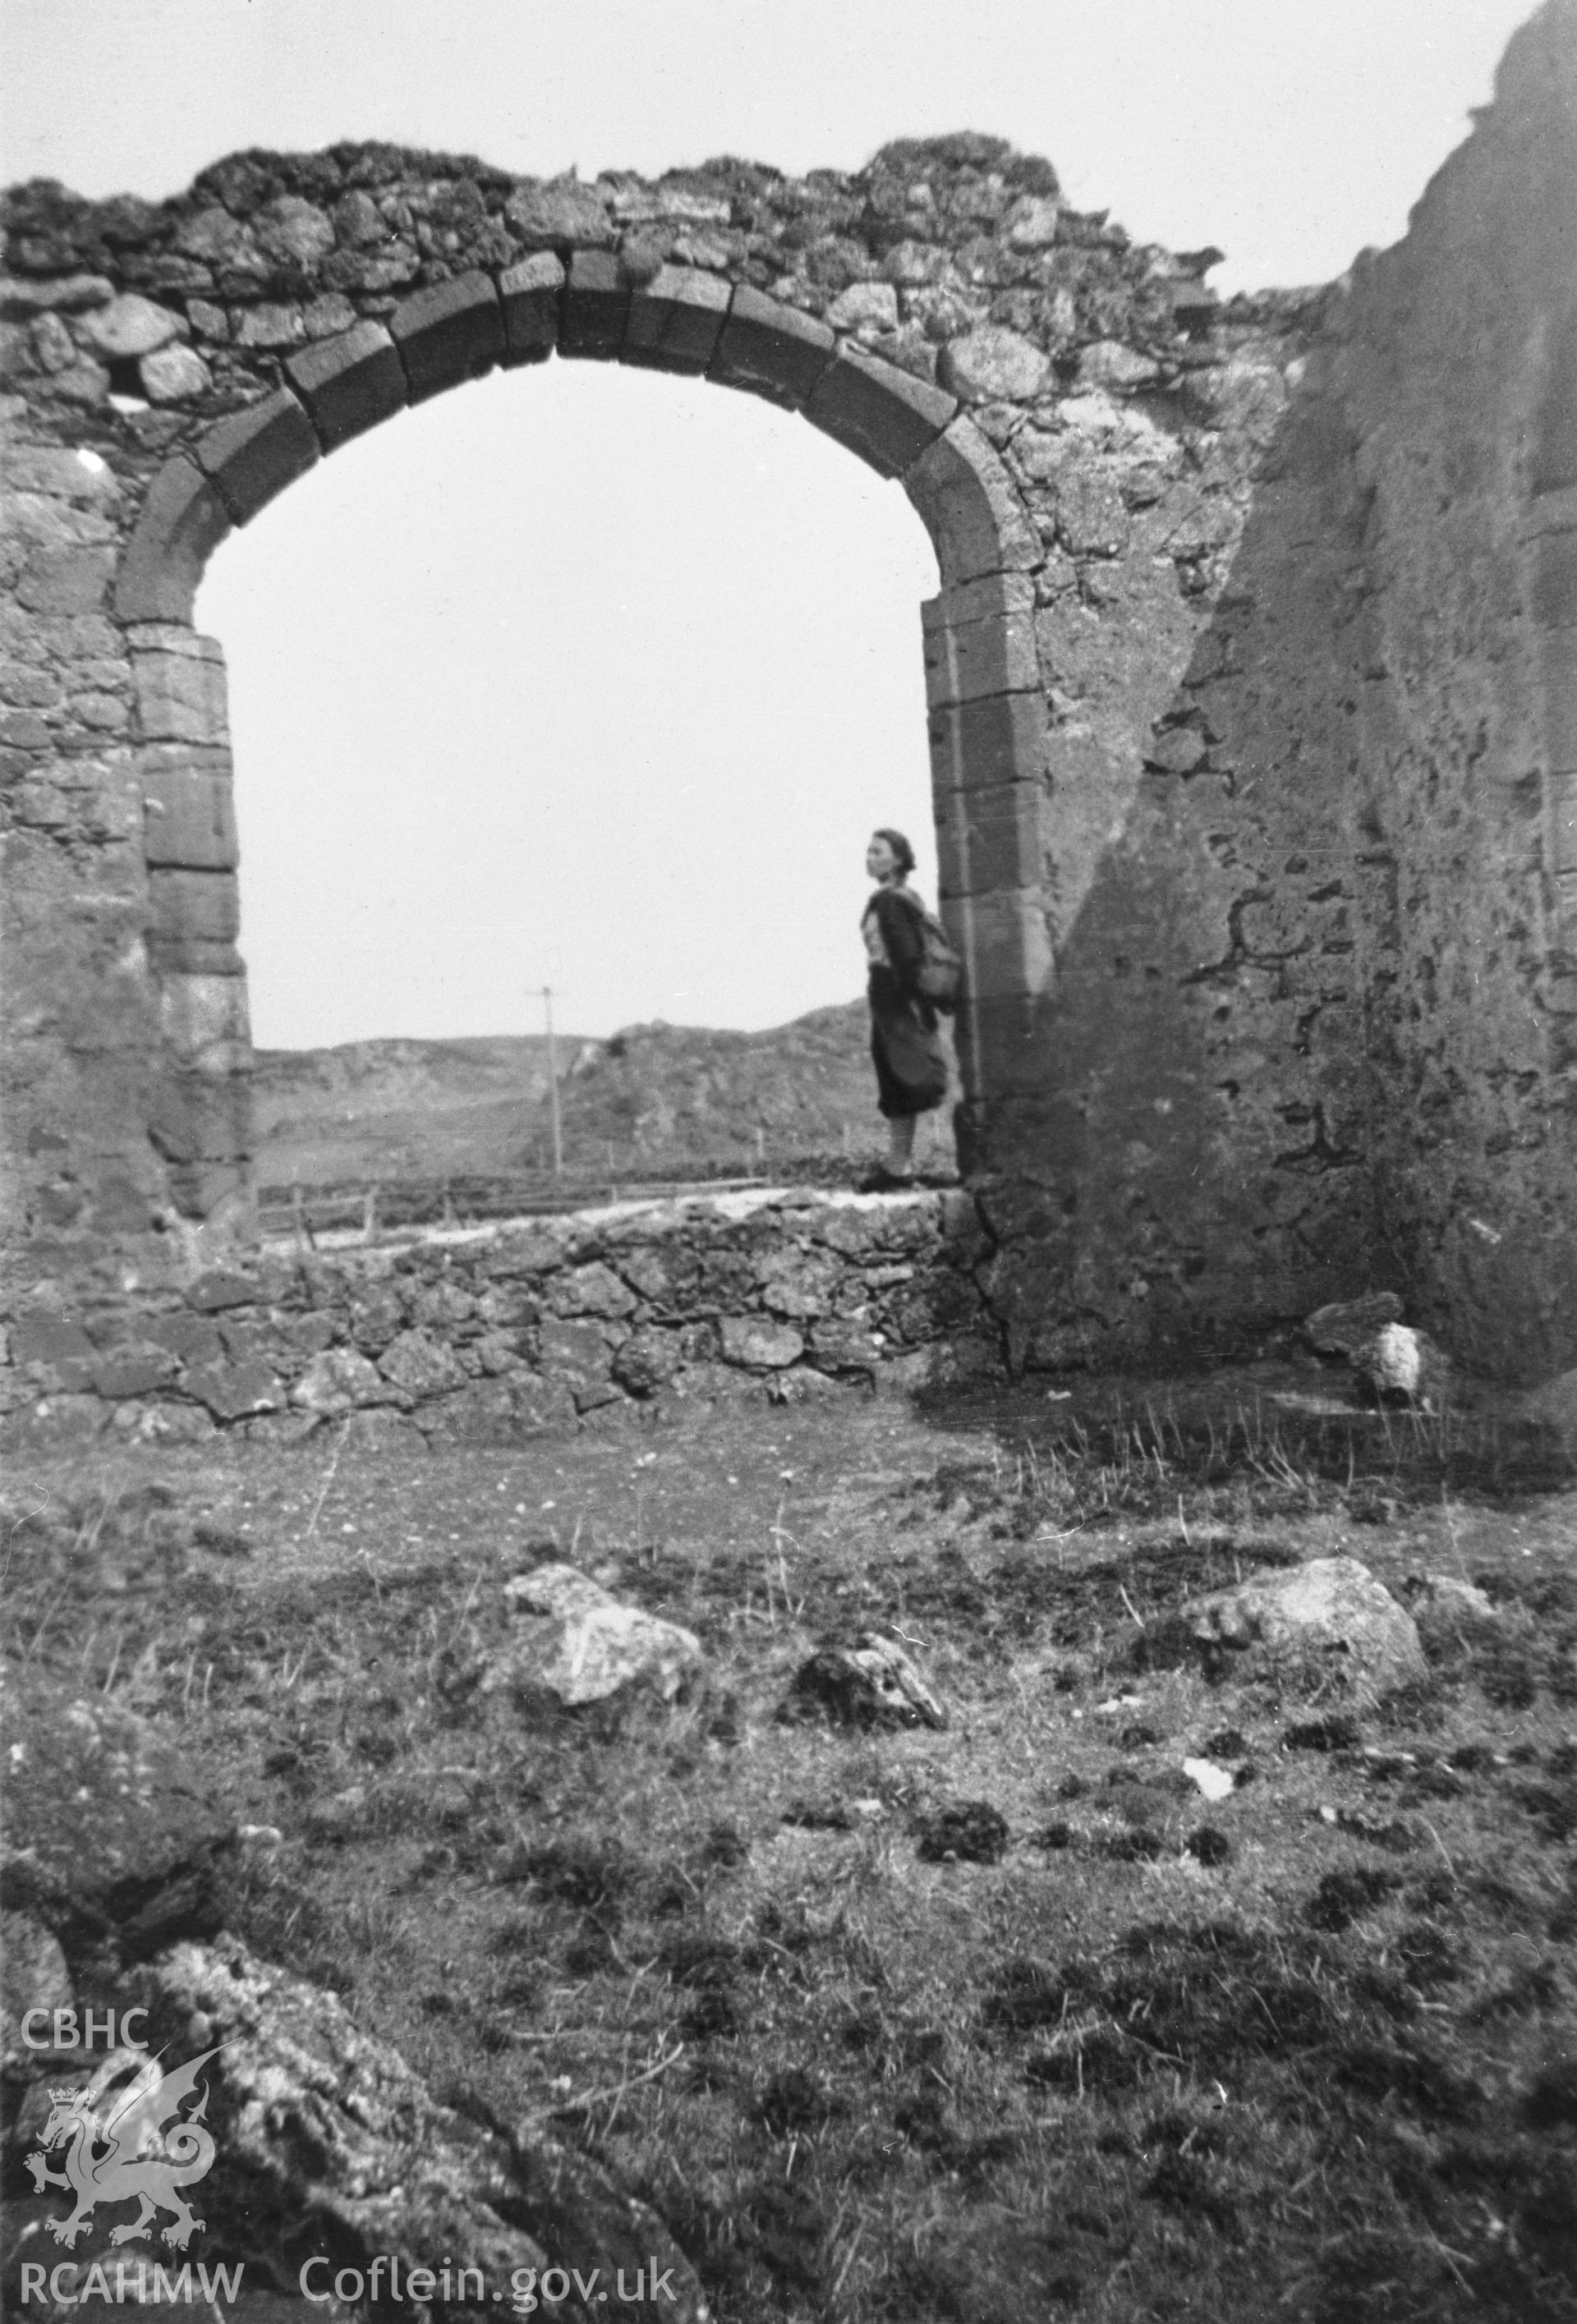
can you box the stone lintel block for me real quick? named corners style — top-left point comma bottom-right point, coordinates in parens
top-left (926, 689), bottom-right (1049, 796)
top-left (159, 971), bottom-right (252, 1072)
top-left (147, 935), bottom-right (244, 977)
top-left (285, 320), bottom-right (408, 450)
top-left (499, 253), bottom-right (564, 365)
top-left (709, 286), bottom-right (835, 413)
top-left (148, 1070), bottom-right (252, 1164)
top-left (389, 269), bottom-right (505, 403)
top-left (948, 885), bottom-right (1054, 1002)
top-left (192, 388), bottom-right (319, 524)
top-left (923, 608), bottom-right (1039, 710)
top-left (922, 573), bottom-right (1036, 632)
top-left (936, 781), bottom-right (1043, 899)
top-left (559, 250), bottom-right (630, 361)
top-left (623, 265), bottom-right (730, 375)
top-left (903, 416), bottom-right (1040, 586)
top-left (131, 638), bottom-right (230, 746)
top-left (1554, 767), bottom-right (1577, 876)
top-left (802, 342), bottom-right (956, 480)
top-left (142, 760), bottom-right (238, 870)
top-left (1533, 529), bottom-right (1577, 630)
top-left (113, 457), bottom-right (233, 626)
top-left (1546, 628), bottom-right (1577, 772)
top-left (148, 866), bottom-right (239, 943)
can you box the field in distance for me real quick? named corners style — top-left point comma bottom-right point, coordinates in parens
top-left (252, 999), bottom-right (947, 1192)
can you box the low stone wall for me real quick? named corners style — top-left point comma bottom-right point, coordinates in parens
top-left (0, 1187), bottom-right (998, 1453)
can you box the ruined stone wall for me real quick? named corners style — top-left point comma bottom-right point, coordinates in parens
top-left (2, 2), bottom-right (1573, 1382)
top-left (0, 1189), bottom-right (994, 1456)
top-left (954, 2), bottom-right (1577, 1380)
top-left (1322, 2), bottom-right (1577, 1379)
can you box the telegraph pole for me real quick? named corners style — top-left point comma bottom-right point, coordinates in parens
top-left (542, 985), bottom-right (563, 1179)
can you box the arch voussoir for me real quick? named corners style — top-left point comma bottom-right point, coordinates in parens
top-left (707, 285), bottom-right (835, 411)
top-left (560, 250), bottom-right (629, 360)
top-left (195, 388), bottom-right (320, 524)
top-left (499, 254), bottom-right (564, 364)
top-left (903, 417), bottom-right (1041, 586)
top-left (802, 340), bottom-right (956, 480)
top-left (389, 269), bottom-right (505, 401)
top-left (283, 318), bottom-right (407, 449)
top-left (113, 456), bottom-right (232, 624)
top-left (623, 266), bottom-right (730, 375)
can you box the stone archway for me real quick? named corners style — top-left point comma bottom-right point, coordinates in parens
top-left (6, 48), bottom-right (1575, 1377)
top-left (113, 262), bottom-right (1046, 1219)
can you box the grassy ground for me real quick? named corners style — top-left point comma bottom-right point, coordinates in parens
top-left (5, 1371), bottom-right (1575, 2322)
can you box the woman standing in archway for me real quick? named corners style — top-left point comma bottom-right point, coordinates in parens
top-left (860, 829), bottom-right (949, 1190)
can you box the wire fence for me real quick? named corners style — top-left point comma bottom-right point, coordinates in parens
top-left (256, 1150), bottom-right (881, 1246)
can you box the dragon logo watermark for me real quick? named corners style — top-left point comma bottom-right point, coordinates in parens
top-left (25, 2045), bottom-right (221, 2252)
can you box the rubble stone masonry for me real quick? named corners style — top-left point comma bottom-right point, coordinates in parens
top-left (0, 1190), bottom-right (996, 1454)
top-left (2, 0), bottom-right (1573, 1400)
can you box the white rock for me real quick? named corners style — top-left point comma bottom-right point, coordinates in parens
top-left (826, 281), bottom-right (899, 334)
top-left (1363, 1321), bottom-right (1428, 1399)
top-left (1057, 391), bottom-right (1120, 434)
top-left (1351, 1320), bottom-right (1451, 1412)
top-left (504, 1564), bottom-right (612, 1620)
top-left (1417, 1573), bottom-right (1497, 1620)
top-left (1005, 195), bottom-right (1061, 250)
top-left (291, 1347), bottom-right (388, 1416)
top-left (80, 293), bottom-right (182, 359)
top-left (719, 1315), bottom-right (803, 1369)
top-left (139, 343), bottom-right (212, 402)
top-left (1078, 341), bottom-right (1160, 392)
top-left (1182, 1758), bottom-right (1235, 1803)
top-left (939, 324), bottom-right (1050, 404)
top-left (1185, 1556), bottom-right (1427, 1697)
top-left (1304, 1297), bottom-right (1448, 1410)
top-left (1403, 1573), bottom-right (1501, 1640)
top-left (490, 1563), bottom-right (702, 1709)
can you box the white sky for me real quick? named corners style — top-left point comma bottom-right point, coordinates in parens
top-left (3, 0), bottom-right (1537, 1045)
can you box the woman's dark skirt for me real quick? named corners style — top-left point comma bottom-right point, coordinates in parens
top-left (869, 977), bottom-right (948, 1120)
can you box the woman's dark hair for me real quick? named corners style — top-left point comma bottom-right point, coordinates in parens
top-left (872, 827), bottom-right (916, 875)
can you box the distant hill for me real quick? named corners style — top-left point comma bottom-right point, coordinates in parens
top-left (251, 999), bottom-right (929, 1189)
